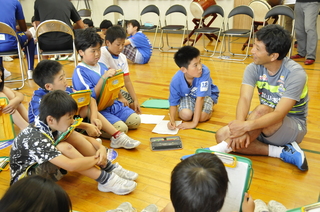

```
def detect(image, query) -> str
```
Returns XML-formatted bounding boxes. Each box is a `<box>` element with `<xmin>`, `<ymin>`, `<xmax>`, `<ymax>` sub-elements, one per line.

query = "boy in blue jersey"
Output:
<box><xmin>123</xmin><ymin>19</ymin><xmax>152</xmax><ymax>64</ymax></box>
<box><xmin>72</xmin><ymin>28</ymin><xmax>141</xmax><ymax>149</ymax></box>
<box><xmin>29</xmin><ymin>60</ymin><xmax>141</xmax><ymax>149</ymax></box>
<box><xmin>99</xmin><ymin>25</ymin><xmax>141</xmax><ymax>113</ymax></box>
<box><xmin>212</xmin><ymin>24</ymin><xmax>309</xmax><ymax>171</ymax></box>
<box><xmin>167</xmin><ymin>46</ymin><xmax>220</xmax><ymax>130</ymax></box>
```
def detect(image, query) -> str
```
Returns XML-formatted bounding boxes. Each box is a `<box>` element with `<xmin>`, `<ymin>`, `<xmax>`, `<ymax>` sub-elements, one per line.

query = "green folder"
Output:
<box><xmin>287</xmin><ymin>202</ymin><xmax>320</xmax><ymax>212</ymax></box>
<box><xmin>141</xmin><ymin>98</ymin><xmax>169</xmax><ymax>109</ymax></box>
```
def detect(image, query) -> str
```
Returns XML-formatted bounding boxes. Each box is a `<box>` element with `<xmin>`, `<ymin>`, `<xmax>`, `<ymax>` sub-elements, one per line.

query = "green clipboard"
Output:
<box><xmin>0</xmin><ymin>97</ymin><xmax>15</xmax><ymax>142</ymax></box>
<box><xmin>140</xmin><ymin>98</ymin><xmax>169</xmax><ymax>109</ymax></box>
<box><xmin>195</xmin><ymin>149</ymin><xmax>253</xmax><ymax>212</ymax></box>
<box><xmin>287</xmin><ymin>202</ymin><xmax>320</xmax><ymax>212</ymax></box>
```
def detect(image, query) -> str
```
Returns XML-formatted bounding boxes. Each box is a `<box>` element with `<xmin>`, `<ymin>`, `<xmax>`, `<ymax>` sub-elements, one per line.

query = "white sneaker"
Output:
<box><xmin>27</xmin><ymin>70</ymin><xmax>33</xmax><ymax>80</ymax></box>
<box><xmin>106</xmin><ymin>202</ymin><xmax>137</xmax><ymax>212</ymax></box>
<box><xmin>141</xmin><ymin>204</ymin><xmax>158</xmax><ymax>212</ymax></box>
<box><xmin>112</xmin><ymin>162</ymin><xmax>138</xmax><ymax>180</ymax></box>
<box><xmin>110</xmin><ymin>132</ymin><xmax>141</xmax><ymax>149</ymax></box>
<box><xmin>3</xmin><ymin>56</ymin><xmax>13</xmax><ymax>62</ymax></box>
<box><xmin>68</xmin><ymin>53</ymin><xmax>81</xmax><ymax>61</ymax></box>
<box><xmin>267</xmin><ymin>200</ymin><xmax>287</xmax><ymax>212</ymax></box>
<box><xmin>4</xmin><ymin>68</ymin><xmax>11</xmax><ymax>79</ymax></box>
<box><xmin>254</xmin><ymin>199</ymin><xmax>269</xmax><ymax>212</ymax></box>
<box><xmin>98</xmin><ymin>172</ymin><xmax>136</xmax><ymax>195</ymax></box>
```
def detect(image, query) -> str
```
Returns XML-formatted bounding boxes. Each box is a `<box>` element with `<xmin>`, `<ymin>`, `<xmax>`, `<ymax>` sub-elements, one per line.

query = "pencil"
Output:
<box><xmin>168</xmin><ymin>113</ymin><xmax>175</xmax><ymax>124</ymax></box>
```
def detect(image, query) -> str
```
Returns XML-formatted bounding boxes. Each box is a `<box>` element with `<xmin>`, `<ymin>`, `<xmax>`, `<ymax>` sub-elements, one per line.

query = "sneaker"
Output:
<box><xmin>68</xmin><ymin>53</ymin><xmax>81</xmax><ymax>61</ymax></box>
<box><xmin>4</xmin><ymin>68</ymin><xmax>11</xmax><ymax>79</ymax></box>
<box><xmin>304</xmin><ymin>59</ymin><xmax>315</xmax><ymax>65</ymax></box>
<box><xmin>110</xmin><ymin>132</ymin><xmax>141</xmax><ymax>149</ymax></box>
<box><xmin>112</xmin><ymin>162</ymin><xmax>138</xmax><ymax>180</ymax></box>
<box><xmin>106</xmin><ymin>202</ymin><xmax>137</xmax><ymax>212</ymax></box>
<box><xmin>27</xmin><ymin>70</ymin><xmax>33</xmax><ymax>80</ymax></box>
<box><xmin>254</xmin><ymin>199</ymin><xmax>269</xmax><ymax>212</ymax></box>
<box><xmin>268</xmin><ymin>200</ymin><xmax>287</xmax><ymax>212</ymax></box>
<box><xmin>98</xmin><ymin>172</ymin><xmax>137</xmax><ymax>195</ymax></box>
<box><xmin>3</xmin><ymin>56</ymin><xmax>13</xmax><ymax>62</ymax></box>
<box><xmin>141</xmin><ymin>204</ymin><xmax>158</xmax><ymax>212</ymax></box>
<box><xmin>50</xmin><ymin>55</ymin><xmax>60</xmax><ymax>60</ymax></box>
<box><xmin>290</xmin><ymin>54</ymin><xmax>305</xmax><ymax>59</ymax></box>
<box><xmin>280</xmin><ymin>141</ymin><xmax>308</xmax><ymax>171</ymax></box>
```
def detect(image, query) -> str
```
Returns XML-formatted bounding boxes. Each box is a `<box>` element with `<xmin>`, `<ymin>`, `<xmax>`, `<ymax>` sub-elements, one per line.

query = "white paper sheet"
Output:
<box><xmin>139</xmin><ymin>114</ymin><xmax>165</xmax><ymax>124</ymax></box>
<box><xmin>152</xmin><ymin>120</ymin><xmax>182</xmax><ymax>135</ymax></box>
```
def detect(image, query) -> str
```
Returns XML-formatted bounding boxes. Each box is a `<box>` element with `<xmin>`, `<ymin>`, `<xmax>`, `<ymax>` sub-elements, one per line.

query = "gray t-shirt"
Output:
<box><xmin>242</xmin><ymin>57</ymin><xmax>308</xmax><ymax>122</ymax></box>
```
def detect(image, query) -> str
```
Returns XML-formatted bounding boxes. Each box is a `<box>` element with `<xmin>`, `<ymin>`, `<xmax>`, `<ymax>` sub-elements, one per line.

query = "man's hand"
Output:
<box><xmin>228</xmin><ymin>120</ymin><xmax>249</xmax><ymax>138</ymax></box>
<box><xmin>229</xmin><ymin>133</ymin><xmax>251</xmax><ymax>150</ymax></box>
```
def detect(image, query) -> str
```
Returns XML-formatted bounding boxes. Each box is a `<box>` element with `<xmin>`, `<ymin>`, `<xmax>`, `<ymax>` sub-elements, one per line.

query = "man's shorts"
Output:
<box><xmin>257</xmin><ymin>116</ymin><xmax>307</xmax><ymax>146</ymax></box>
<box><xmin>178</xmin><ymin>96</ymin><xmax>213</xmax><ymax>114</ymax></box>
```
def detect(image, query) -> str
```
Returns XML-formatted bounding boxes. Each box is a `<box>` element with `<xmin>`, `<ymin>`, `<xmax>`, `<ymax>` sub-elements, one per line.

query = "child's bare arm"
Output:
<box><xmin>124</xmin><ymin>75</ymin><xmax>140</xmax><ymax>113</ymax></box>
<box><xmin>117</xmin><ymin>90</ymin><xmax>129</xmax><ymax>106</ymax></box>
<box><xmin>76</xmin><ymin>122</ymin><xmax>101</xmax><ymax>137</ymax></box>
<box><xmin>2</xmin><ymin>86</ymin><xmax>24</xmax><ymax>114</ymax></box>
<box><xmin>167</xmin><ymin>106</ymin><xmax>177</xmax><ymax>130</ymax></box>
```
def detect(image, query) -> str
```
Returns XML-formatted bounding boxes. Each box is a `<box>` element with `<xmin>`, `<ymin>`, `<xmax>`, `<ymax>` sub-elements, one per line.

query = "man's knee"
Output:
<box><xmin>113</xmin><ymin>121</ymin><xmax>129</xmax><ymax>133</ymax></box>
<box><xmin>215</xmin><ymin>126</ymin><xmax>230</xmax><ymax>143</ymax></box>
<box><xmin>125</xmin><ymin>113</ymin><xmax>141</xmax><ymax>129</ymax></box>
<box><xmin>179</xmin><ymin>109</ymin><xmax>193</xmax><ymax>121</ymax></box>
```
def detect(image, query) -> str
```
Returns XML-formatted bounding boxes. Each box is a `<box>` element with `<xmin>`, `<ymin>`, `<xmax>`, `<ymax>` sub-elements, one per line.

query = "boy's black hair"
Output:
<box><xmin>255</xmin><ymin>24</ymin><xmax>292</xmax><ymax>60</ymax></box>
<box><xmin>127</xmin><ymin>19</ymin><xmax>140</xmax><ymax>31</ymax></box>
<box><xmin>170</xmin><ymin>153</ymin><xmax>229</xmax><ymax>212</ymax></box>
<box><xmin>105</xmin><ymin>25</ymin><xmax>126</xmax><ymax>44</ymax></box>
<box><xmin>83</xmin><ymin>18</ymin><xmax>94</xmax><ymax>27</ymax></box>
<box><xmin>174</xmin><ymin>46</ymin><xmax>200</xmax><ymax>69</ymax></box>
<box><xmin>0</xmin><ymin>65</ymin><xmax>4</xmax><ymax>92</ymax></box>
<box><xmin>99</xmin><ymin>19</ymin><xmax>113</xmax><ymax>29</ymax></box>
<box><xmin>39</xmin><ymin>90</ymin><xmax>77</xmax><ymax>124</ymax></box>
<box><xmin>33</xmin><ymin>60</ymin><xmax>63</xmax><ymax>90</ymax></box>
<box><xmin>75</xmin><ymin>28</ymin><xmax>103</xmax><ymax>52</ymax></box>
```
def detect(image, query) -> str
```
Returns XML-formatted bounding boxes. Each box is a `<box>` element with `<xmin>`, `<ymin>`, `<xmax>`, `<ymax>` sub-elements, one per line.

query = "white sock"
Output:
<box><xmin>209</xmin><ymin>141</ymin><xmax>232</xmax><ymax>153</ymax></box>
<box><xmin>268</xmin><ymin>145</ymin><xmax>284</xmax><ymax>158</ymax></box>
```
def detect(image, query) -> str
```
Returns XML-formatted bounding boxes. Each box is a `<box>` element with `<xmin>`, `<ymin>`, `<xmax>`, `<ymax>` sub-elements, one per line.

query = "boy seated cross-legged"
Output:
<box><xmin>10</xmin><ymin>90</ymin><xmax>137</xmax><ymax>195</ymax></box>
<box><xmin>72</xmin><ymin>28</ymin><xmax>141</xmax><ymax>143</ymax></box>
<box><xmin>29</xmin><ymin>60</ymin><xmax>140</xmax><ymax>149</ymax></box>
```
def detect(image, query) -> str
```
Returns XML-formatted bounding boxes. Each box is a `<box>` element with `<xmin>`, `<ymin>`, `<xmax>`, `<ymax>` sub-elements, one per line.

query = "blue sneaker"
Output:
<box><xmin>280</xmin><ymin>142</ymin><xmax>308</xmax><ymax>171</ymax></box>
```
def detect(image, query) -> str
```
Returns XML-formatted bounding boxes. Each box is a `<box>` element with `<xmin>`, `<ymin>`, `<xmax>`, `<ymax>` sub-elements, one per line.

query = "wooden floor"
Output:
<box><xmin>1</xmin><ymin>33</ymin><xmax>320</xmax><ymax>211</ymax></box>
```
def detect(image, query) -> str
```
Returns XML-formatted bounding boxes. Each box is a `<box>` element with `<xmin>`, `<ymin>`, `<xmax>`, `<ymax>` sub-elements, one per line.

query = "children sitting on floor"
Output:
<box><xmin>99</xmin><ymin>25</ymin><xmax>141</xmax><ymax>113</ymax></box>
<box><xmin>167</xmin><ymin>46</ymin><xmax>220</xmax><ymax>130</ymax></box>
<box><xmin>29</xmin><ymin>60</ymin><xmax>140</xmax><ymax>149</ymax></box>
<box><xmin>72</xmin><ymin>28</ymin><xmax>141</xmax><ymax>148</ymax></box>
<box><xmin>123</xmin><ymin>19</ymin><xmax>152</xmax><ymax>64</ymax></box>
<box><xmin>10</xmin><ymin>90</ymin><xmax>137</xmax><ymax>195</ymax></box>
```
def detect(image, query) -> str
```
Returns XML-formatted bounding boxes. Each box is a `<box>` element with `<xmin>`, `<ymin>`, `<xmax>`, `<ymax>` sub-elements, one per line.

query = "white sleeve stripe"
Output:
<box><xmin>76</xmin><ymin>67</ymin><xmax>90</xmax><ymax>90</ymax></box>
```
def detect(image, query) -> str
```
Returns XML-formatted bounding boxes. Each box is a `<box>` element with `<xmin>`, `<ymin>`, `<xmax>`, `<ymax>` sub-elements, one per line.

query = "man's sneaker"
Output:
<box><xmin>254</xmin><ymin>199</ymin><xmax>269</xmax><ymax>212</ymax></box>
<box><xmin>267</xmin><ymin>200</ymin><xmax>287</xmax><ymax>212</ymax></box>
<box><xmin>141</xmin><ymin>204</ymin><xmax>158</xmax><ymax>212</ymax></box>
<box><xmin>27</xmin><ymin>70</ymin><xmax>33</xmax><ymax>80</ymax></box>
<box><xmin>280</xmin><ymin>141</ymin><xmax>308</xmax><ymax>171</ymax></box>
<box><xmin>98</xmin><ymin>172</ymin><xmax>136</xmax><ymax>195</ymax></box>
<box><xmin>112</xmin><ymin>162</ymin><xmax>138</xmax><ymax>180</ymax></box>
<box><xmin>106</xmin><ymin>202</ymin><xmax>136</xmax><ymax>212</ymax></box>
<box><xmin>110</xmin><ymin>132</ymin><xmax>141</xmax><ymax>149</ymax></box>
<box><xmin>4</xmin><ymin>68</ymin><xmax>11</xmax><ymax>79</ymax></box>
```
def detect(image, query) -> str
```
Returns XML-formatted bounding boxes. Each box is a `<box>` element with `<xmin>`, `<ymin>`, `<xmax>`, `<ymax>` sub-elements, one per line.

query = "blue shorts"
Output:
<box><xmin>99</xmin><ymin>100</ymin><xmax>135</xmax><ymax>124</ymax></box>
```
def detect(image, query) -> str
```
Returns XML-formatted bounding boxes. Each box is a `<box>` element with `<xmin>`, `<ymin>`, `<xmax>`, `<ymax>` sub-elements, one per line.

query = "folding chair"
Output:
<box><xmin>78</xmin><ymin>9</ymin><xmax>92</xmax><ymax>19</ymax></box>
<box><xmin>263</xmin><ymin>5</ymin><xmax>295</xmax><ymax>57</ymax></box>
<box><xmin>0</xmin><ymin>22</ymin><xmax>27</xmax><ymax>90</ymax></box>
<box><xmin>97</xmin><ymin>72</ymin><xmax>124</xmax><ymax>111</ymax></box>
<box><xmin>35</xmin><ymin>20</ymin><xmax>78</xmax><ymax>68</ymax></box>
<box><xmin>103</xmin><ymin>5</ymin><xmax>125</xmax><ymax>28</ymax></box>
<box><xmin>219</xmin><ymin>5</ymin><xmax>255</xmax><ymax>61</ymax></box>
<box><xmin>193</xmin><ymin>5</ymin><xmax>225</xmax><ymax>57</ymax></box>
<box><xmin>159</xmin><ymin>4</ymin><xmax>188</xmax><ymax>52</ymax></box>
<box><xmin>139</xmin><ymin>5</ymin><xmax>161</xmax><ymax>48</ymax></box>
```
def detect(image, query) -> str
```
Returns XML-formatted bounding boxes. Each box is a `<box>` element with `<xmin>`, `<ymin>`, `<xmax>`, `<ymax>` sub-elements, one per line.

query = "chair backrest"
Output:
<box><xmin>35</xmin><ymin>19</ymin><xmax>75</xmax><ymax>39</ymax></box>
<box><xmin>0</xmin><ymin>22</ymin><xmax>17</xmax><ymax>38</ymax></box>
<box><xmin>249</xmin><ymin>0</ymin><xmax>271</xmax><ymax>22</ymax></box>
<box><xmin>103</xmin><ymin>5</ymin><xmax>124</xmax><ymax>16</ymax></box>
<box><xmin>78</xmin><ymin>9</ymin><xmax>92</xmax><ymax>18</ymax></box>
<box><xmin>264</xmin><ymin>5</ymin><xmax>294</xmax><ymax>20</ymax></box>
<box><xmin>228</xmin><ymin>5</ymin><xmax>254</xmax><ymax>19</ymax></box>
<box><xmin>140</xmin><ymin>4</ymin><xmax>160</xmax><ymax>16</ymax></box>
<box><xmin>165</xmin><ymin>4</ymin><xmax>187</xmax><ymax>16</ymax></box>
<box><xmin>202</xmin><ymin>4</ymin><xmax>224</xmax><ymax>18</ymax></box>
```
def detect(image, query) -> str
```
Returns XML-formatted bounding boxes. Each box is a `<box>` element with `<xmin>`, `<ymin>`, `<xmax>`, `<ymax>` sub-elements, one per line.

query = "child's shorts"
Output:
<box><xmin>178</xmin><ymin>96</ymin><xmax>213</xmax><ymax>114</ymax></box>
<box><xmin>100</xmin><ymin>100</ymin><xmax>135</xmax><ymax>124</ymax></box>
<box><xmin>29</xmin><ymin>162</ymin><xmax>66</xmax><ymax>182</ymax></box>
